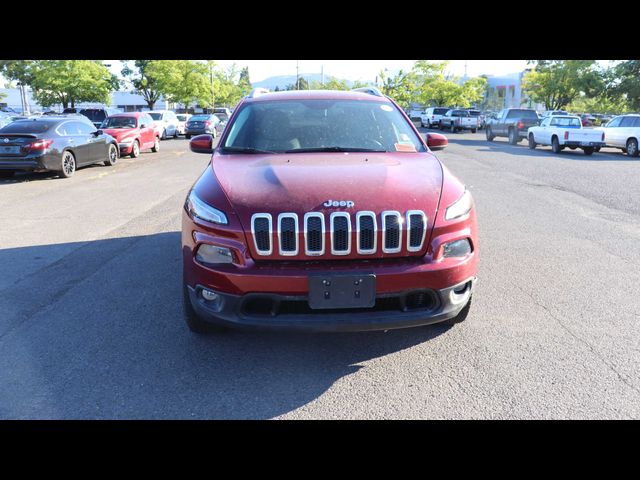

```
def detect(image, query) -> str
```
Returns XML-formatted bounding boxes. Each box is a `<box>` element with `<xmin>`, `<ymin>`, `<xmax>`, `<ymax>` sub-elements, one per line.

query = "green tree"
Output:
<box><xmin>0</xmin><ymin>60</ymin><xmax>37</xmax><ymax>87</ymax></box>
<box><xmin>146</xmin><ymin>60</ymin><xmax>211</xmax><ymax>111</ymax></box>
<box><xmin>610</xmin><ymin>60</ymin><xmax>640</xmax><ymax>111</ymax></box>
<box><xmin>379</xmin><ymin>69</ymin><xmax>417</xmax><ymax>108</ymax></box>
<box><xmin>310</xmin><ymin>76</ymin><xmax>350</xmax><ymax>90</ymax></box>
<box><xmin>121</xmin><ymin>60</ymin><xmax>164</xmax><ymax>110</ymax></box>
<box><xmin>521</xmin><ymin>60</ymin><xmax>603</xmax><ymax>110</ymax></box>
<box><xmin>29</xmin><ymin>60</ymin><xmax>115</xmax><ymax>108</ymax></box>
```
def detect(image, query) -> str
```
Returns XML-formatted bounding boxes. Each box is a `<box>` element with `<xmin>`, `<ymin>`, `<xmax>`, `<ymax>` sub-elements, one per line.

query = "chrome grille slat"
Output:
<box><xmin>251</xmin><ymin>210</ymin><xmax>426</xmax><ymax>257</ymax></box>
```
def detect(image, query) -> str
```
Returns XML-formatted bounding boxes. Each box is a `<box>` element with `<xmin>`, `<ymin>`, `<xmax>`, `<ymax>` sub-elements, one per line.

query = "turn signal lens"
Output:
<box><xmin>443</xmin><ymin>239</ymin><xmax>472</xmax><ymax>258</ymax></box>
<box><xmin>196</xmin><ymin>244</ymin><xmax>234</xmax><ymax>264</ymax></box>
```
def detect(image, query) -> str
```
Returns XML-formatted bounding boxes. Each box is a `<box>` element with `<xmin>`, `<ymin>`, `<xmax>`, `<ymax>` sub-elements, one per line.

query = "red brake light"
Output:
<box><xmin>564</xmin><ymin>131</ymin><xmax>569</xmax><ymax>140</ymax></box>
<box><xmin>517</xmin><ymin>121</ymin><xmax>524</xmax><ymax>129</ymax></box>
<box><xmin>28</xmin><ymin>139</ymin><xmax>54</xmax><ymax>151</ymax></box>
<box><xmin>204</xmin><ymin>121</ymin><xmax>212</xmax><ymax>127</ymax></box>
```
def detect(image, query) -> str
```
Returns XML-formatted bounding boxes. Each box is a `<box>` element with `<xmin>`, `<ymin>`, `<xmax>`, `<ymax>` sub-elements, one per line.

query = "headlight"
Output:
<box><xmin>445</xmin><ymin>189</ymin><xmax>472</xmax><ymax>220</ymax></box>
<box><xmin>185</xmin><ymin>189</ymin><xmax>228</xmax><ymax>224</ymax></box>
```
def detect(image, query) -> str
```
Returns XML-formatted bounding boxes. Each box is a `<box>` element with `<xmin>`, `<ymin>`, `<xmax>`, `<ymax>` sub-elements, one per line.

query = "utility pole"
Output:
<box><xmin>296</xmin><ymin>60</ymin><xmax>299</xmax><ymax>90</ymax></box>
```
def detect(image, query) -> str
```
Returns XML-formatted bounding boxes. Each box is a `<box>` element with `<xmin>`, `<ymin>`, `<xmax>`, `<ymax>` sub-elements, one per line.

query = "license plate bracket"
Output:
<box><xmin>308</xmin><ymin>274</ymin><xmax>376</xmax><ymax>309</ymax></box>
<box><xmin>0</xmin><ymin>145</ymin><xmax>20</xmax><ymax>155</ymax></box>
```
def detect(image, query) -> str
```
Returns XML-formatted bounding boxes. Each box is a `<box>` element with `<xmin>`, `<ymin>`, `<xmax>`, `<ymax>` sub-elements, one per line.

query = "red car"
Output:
<box><xmin>182</xmin><ymin>88</ymin><xmax>478</xmax><ymax>333</ymax></box>
<box><xmin>101</xmin><ymin>112</ymin><xmax>160</xmax><ymax>158</ymax></box>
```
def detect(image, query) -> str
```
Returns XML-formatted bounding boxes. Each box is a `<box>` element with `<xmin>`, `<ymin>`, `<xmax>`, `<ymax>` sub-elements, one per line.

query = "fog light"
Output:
<box><xmin>196</xmin><ymin>244</ymin><xmax>234</xmax><ymax>264</ymax></box>
<box><xmin>443</xmin><ymin>239</ymin><xmax>471</xmax><ymax>258</ymax></box>
<box><xmin>201</xmin><ymin>289</ymin><xmax>219</xmax><ymax>301</ymax></box>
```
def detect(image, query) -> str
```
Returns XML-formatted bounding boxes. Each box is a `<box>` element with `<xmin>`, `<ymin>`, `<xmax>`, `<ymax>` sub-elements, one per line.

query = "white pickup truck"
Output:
<box><xmin>527</xmin><ymin>115</ymin><xmax>605</xmax><ymax>155</ymax></box>
<box><xmin>439</xmin><ymin>109</ymin><xmax>478</xmax><ymax>133</ymax></box>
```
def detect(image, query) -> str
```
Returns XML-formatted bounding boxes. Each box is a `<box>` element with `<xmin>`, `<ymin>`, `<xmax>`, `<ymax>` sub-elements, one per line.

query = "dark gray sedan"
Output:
<box><xmin>0</xmin><ymin>115</ymin><xmax>119</xmax><ymax>179</ymax></box>
<box><xmin>184</xmin><ymin>114</ymin><xmax>221</xmax><ymax>139</ymax></box>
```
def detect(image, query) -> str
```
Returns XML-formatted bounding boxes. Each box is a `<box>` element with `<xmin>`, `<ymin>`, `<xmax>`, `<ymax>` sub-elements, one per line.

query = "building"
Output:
<box><xmin>482</xmin><ymin>71</ymin><xmax>545</xmax><ymax>112</ymax></box>
<box><xmin>0</xmin><ymin>87</ymin><xmax>170</xmax><ymax>113</ymax></box>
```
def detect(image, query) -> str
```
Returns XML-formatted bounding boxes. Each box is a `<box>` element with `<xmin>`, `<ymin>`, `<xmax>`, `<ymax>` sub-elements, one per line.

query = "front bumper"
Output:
<box><xmin>186</xmin><ymin>277</ymin><xmax>475</xmax><ymax>332</ymax></box>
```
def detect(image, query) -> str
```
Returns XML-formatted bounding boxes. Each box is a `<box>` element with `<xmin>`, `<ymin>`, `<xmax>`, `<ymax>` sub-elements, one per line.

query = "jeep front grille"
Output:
<box><xmin>250</xmin><ymin>210</ymin><xmax>427</xmax><ymax>258</ymax></box>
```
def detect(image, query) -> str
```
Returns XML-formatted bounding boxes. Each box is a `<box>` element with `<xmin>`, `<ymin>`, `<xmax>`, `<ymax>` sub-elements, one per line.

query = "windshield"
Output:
<box><xmin>222</xmin><ymin>99</ymin><xmax>426</xmax><ymax>154</ymax></box>
<box><xmin>80</xmin><ymin>109</ymin><xmax>106</xmax><ymax>122</ymax></box>
<box><xmin>102</xmin><ymin>116</ymin><xmax>137</xmax><ymax>128</ymax></box>
<box><xmin>148</xmin><ymin>113</ymin><xmax>163</xmax><ymax>120</ymax></box>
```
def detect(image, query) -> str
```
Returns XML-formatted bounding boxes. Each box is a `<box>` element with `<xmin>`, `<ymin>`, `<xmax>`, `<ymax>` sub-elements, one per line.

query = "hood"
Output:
<box><xmin>211</xmin><ymin>151</ymin><xmax>444</xmax><ymax>257</ymax></box>
<box><xmin>101</xmin><ymin>128</ymin><xmax>138</xmax><ymax>141</ymax></box>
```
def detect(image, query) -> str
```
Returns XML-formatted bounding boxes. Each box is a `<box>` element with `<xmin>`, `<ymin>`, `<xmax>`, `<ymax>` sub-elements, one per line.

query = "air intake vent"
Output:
<box><xmin>278</xmin><ymin>213</ymin><xmax>298</xmax><ymax>255</ymax></box>
<box><xmin>330</xmin><ymin>212</ymin><xmax>351</xmax><ymax>255</ymax></box>
<box><xmin>304</xmin><ymin>213</ymin><xmax>325</xmax><ymax>255</ymax></box>
<box><xmin>252</xmin><ymin>214</ymin><xmax>272</xmax><ymax>255</ymax></box>
<box><xmin>406</xmin><ymin>210</ymin><xmax>427</xmax><ymax>252</ymax></box>
<box><xmin>382</xmin><ymin>211</ymin><xmax>402</xmax><ymax>253</ymax></box>
<box><xmin>356</xmin><ymin>211</ymin><xmax>377</xmax><ymax>254</ymax></box>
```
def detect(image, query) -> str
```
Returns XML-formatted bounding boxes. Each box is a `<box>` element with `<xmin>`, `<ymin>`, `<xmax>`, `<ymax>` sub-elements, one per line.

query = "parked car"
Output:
<box><xmin>212</xmin><ymin>108</ymin><xmax>232</xmax><ymax>125</ymax></box>
<box><xmin>596</xmin><ymin>114</ymin><xmax>640</xmax><ymax>156</ymax></box>
<box><xmin>0</xmin><ymin>116</ymin><xmax>118</xmax><ymax>178</ymax></box>
<box><xmin>147</xmin><ymin>110</ymin><xmax>180</xmax><ymax>139</ymax></box>
<box><xmin>176</xmin><ymin>114</ymin><xmax>191</xmax><ymax>135</ymax></box>
<box><xmin>184</xmin><ymin>114</ymin><xmax>221</xmax><ymax>139</ymax></box>
<box><xmin>407</xmin><ymin>107</ymin><xmax>425</xmax><ymax>120</ymax></box>
<box><xmin>579</xmin><ymin>114</ymin><xmax>596</xmax><ymax>127</ymax></box>
<box><xmin>420</xmin><ymin>107</ymin><xmax>449</xmax><ymax>128</ymax></box>
<box><xmin>527</xmin><ymin>115</ymin><xmax>605</xmax><ymax>155</ymax></box>
<box><xmin>440</xmin><ymin>109</ymin><xmax>478</xmax><ymax>133</ymax></box>
<box><xmin>485</xmin><ymin>108</ymin><xmax>540</xmax><ymax>144</ymax></box>
<box><xmin>466</xmin><ymin>109</ymin><xmax>483</xmax><ymax>129</ymax></box>
<box><xmin>540</xmin><ymin>110</ymin><xmax>569</xmax><ymax>119</ymax></box>
<box><xmin>1</xmin><ymin>106</ymin><xmax>20</xmax><ymax>114</ymax></box>
<box><xmin>0</xmin><ymin>113</ymin><xmax>28</xmax><ymax>129</ymax></box>
<box><xmin>74</xmin><ymin>107</ymin><xmax>121</xmax><ymax>129</ymax></box>
<box><xmin>101</xmin><ymin>112</ymin><xmax>160</xmax><ymax>158</ymax></box>
<box><xmin>182</xmin><ymin>88</ymin><xmax>477</xmax><ymax>333</ymax></box>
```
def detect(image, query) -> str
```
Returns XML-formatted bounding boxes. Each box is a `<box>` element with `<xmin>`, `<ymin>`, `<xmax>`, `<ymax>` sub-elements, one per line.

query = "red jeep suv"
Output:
<box><xmin>182</xmin><ymin>88</ymin><xmax>478</xmax><ymax>333</ymax></box>
<box><xmin>101</xmin><ymin>112</ymin><xmax>160</xmax><ymax>158</ymax></box>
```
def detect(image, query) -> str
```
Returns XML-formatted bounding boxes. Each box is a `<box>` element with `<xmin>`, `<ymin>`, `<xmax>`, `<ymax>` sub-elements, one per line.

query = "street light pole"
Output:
<box><xmin>296</xmin><ymin>60</ymin><xmax>299</xmax><ymax>90</ymax></box>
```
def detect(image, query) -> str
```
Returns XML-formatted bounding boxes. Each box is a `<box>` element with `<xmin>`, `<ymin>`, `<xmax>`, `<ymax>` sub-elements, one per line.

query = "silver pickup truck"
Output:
<box><xmin>439</xmin><ymin>109</ymin><xmax>478</xmax><ymax>133</ymax></box>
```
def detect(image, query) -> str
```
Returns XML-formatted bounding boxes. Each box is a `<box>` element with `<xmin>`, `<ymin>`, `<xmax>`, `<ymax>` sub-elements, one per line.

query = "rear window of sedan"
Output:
<box><xmin>189</xmin><ymin>115</ymin><xmax>211</xmax><ymax>121</ymax></box>
<box><xmin>0</xmin><ymin>120</ymin><xmax>52</xmax><ymax>133</ymax></box>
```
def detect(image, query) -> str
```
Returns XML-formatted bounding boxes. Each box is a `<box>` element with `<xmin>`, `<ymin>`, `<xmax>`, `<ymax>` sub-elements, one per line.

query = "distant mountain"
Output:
<box><xmin>251</xmin><ymin>73</ymin><xmax>356</xmax><ymax>90</ymax></box>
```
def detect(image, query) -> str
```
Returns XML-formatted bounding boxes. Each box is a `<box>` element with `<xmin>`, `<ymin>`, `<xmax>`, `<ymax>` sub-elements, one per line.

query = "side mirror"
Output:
<box><xmin>94</xmin><ymin>129</ymin><xmax>103</xmax><ymax>136</ymax></box>
<box><xmin>426</xmin><ymin>132</ymin><xmax>448</xmax><ymax>151</ymax></box>
<box><xmin>190</xmin><ymin>134</ymin><xmax>214</xmax><ymax>154</ymax></box>
<box><xmin>140</xmin><ymin>124</ymin><xmax>146</xmax><ymax>129</ymax></box>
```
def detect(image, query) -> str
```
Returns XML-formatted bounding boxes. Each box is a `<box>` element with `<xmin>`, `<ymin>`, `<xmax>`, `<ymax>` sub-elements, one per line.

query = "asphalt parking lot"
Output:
<box><xmin>1</xmin><ymin>131</ymin><xmax>639</xmax><ymax>419</ymax></box>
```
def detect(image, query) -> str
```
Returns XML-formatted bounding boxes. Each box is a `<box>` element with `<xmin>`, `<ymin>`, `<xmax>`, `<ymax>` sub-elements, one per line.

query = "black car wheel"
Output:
<box><xmin>471</xmin><ymin>128</ymin><xmax>477</xmax><ymax>134</ymax></box>
<box><xmin>528</xmin><ymin>134</ymin><xmax>537</xmax><ymax>149</ymax></box>
<box><xmin>551</xmin><ymin>136</ymin><xmax>562</xmax><ymax>154</ymax></box>
<box><xmin>486</xmin><ymin>126</ymin><xmax>495</xmax><ymax>141</ymax></box>
<box><xmin>626</xmin><ymin>138</ymin><xmax>639</xmax><ymax>157</ymax></box>
<box><xmin>151</xmin><ymin>137</ymin><xmax>160</xmax><ymax>153</ymax></box>
<box><xmin>508</xmin><ymin>128</ymin><xmax>518</xmax><ymax>145</ymax></box>
<box><xmin>60</xmin><ymin>150</ymin><xmax>76</xmax><ymax>178</ymax></box>
<box><xmin>185</xmin><ymin>134</ymin><xmax>191</xmax><ymax>139</ymax></box>
<box><xmin>130</xmin><ymin>140</ymin><xmax>140</xmax><ymax>158</ymax></box>
<box><xmin>173</xmin><ymin>129</ymin><xmax>179</xmax><ymax>139</ymax></box>
<box><xmin>161</xmin><ymin>128</ymin><xmax>167</xmax><ymax>140</ymax></box>
<box><xmin>583</xmin><ymin>147</ymin><xmax>594</xmax><ymax>156</ymax></box>
<box><xmin>104</xmin><ymin>144</ymin><xmax>118</xmax><ymax>166</ymax></box>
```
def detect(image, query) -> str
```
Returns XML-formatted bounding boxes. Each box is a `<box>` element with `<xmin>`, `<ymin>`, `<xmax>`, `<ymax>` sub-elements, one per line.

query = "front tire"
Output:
<box><xmin>486</xmin><ymin>126</ymin><xmax>495</xmax><ymax>141</ymax></box>
<box><xmin>528</xmin><ymin>134</ymin><xmax>537</xmax><ymax>149</ymax></box>
<box><xmin>104</xmin><ymin>143</ymin><xmax>118</xmax><ymax>166</ymax></box>
<box><xmin>130</xmin><ymin>140</ymin><xmax>140</xmax><ymax>158</ymax></box>
<box><xmin>173</xmin><ymin>128</ymin><xmax>179</xmax><ymax>139</ymax></box>
<box><xmin>161</xmin><ymin>128</ymin><xmax>167</xmax><ymax>140</ymax></box>
<box><xmin>626</xmin><ymin>138</ymin><xmax>639</xmax><ymax>157</ymax></box>
<box><xmin>471</xmin><ymin>128</ymin><xmax>477</xmax><ymax>134</ymax></box>
<box><xmin>59</xmin><ymin>150</ymin><xmax>76</xmax><ymax>178</ymax></box>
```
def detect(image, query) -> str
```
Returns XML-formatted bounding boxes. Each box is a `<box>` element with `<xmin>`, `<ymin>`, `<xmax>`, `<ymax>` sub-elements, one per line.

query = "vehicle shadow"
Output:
<box><xmin>0</xmin><ymin>231</ymin><xmax>451</xmax><ymax>419</ymax></box>
<box><xmin>447</xmin><ymin>138</ymin><xmax>635</xmax><ymax>162</ymax></box>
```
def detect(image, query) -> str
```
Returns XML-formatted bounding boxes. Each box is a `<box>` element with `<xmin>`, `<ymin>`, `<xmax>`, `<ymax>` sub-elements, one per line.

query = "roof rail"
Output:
<box><xmin>248</xmin><ymin>88</ymin><xmax>270</xmax><ymax>98</ymax></box>
<box><xmin>351</xmin><ymin>86</ymin><xmax>384</xmax><ymax>97</ymax></box>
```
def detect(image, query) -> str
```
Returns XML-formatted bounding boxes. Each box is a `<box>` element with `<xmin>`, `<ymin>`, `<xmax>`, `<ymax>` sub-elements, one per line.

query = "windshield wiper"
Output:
<box><xmin>221</xmin><ymin>146</ymin><xmax>278</xmax><ymax>154</ymax></box>
<box><xmin>283</xmin><ymin>146</ymin><xmax>386</xmax><ymax>153</ymax></box>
